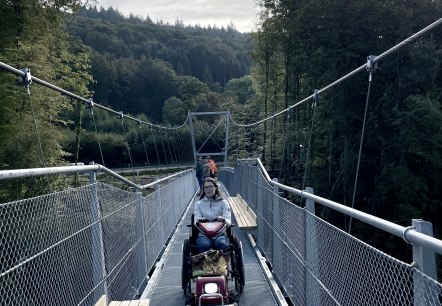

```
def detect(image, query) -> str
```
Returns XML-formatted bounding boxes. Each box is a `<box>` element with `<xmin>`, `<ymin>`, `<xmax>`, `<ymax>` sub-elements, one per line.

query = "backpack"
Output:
<box><xmin>191</xmin><ymin>249</ymin><xmax>230</xmax><ymax>277</ymax></box>
<box><xmin>203</xmin><ymin>163</ymin><xmax>211</xmax><ymax>177</ymax></box>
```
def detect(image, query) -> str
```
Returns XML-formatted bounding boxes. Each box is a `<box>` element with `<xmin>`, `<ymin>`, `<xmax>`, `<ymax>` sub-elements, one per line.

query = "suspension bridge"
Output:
<box><xmin>1</xmin><ymin>18</ymin><xmax>442</xmax><ymax>306</ymax></box>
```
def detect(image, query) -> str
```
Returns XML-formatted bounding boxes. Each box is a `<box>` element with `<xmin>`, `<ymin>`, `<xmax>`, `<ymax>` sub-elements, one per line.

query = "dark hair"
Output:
<box><xmin>199</xmin><ymin>177</ymin><xmax>222</xmax><ymax>199</ymax></box>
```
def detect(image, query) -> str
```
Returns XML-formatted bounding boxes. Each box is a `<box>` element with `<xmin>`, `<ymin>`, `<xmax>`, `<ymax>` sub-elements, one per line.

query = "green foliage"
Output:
<box><xmin>224</xmin><ymin>76</ymin><xmax>256</xmax><ymax>104</ymax></box>
<box><xmin>0</xmin><ymin>0</ymin><xmax>94</xmax><ymax>201</ymax></box>
<box><xmin>65</xmin><ymin>6</ymin><xmax>254</xmax><ymax>123</ymax></box>
<box><xmin>252</xmin><ymin>0</ymin><xmax>442</xmax><ymax>259</ymax></box>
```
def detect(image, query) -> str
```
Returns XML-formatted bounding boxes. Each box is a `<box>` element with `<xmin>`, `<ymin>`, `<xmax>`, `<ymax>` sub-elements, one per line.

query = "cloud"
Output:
<box><xmin>97</xmin><ymin>0</ymin><xmax>259</xmax><ymax>32</ymax></box>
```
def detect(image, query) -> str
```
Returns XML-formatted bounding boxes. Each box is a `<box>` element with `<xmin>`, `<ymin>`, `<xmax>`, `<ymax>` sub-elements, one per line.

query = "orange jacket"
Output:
<box><xmin>209</xmin><ymin>160</ymin><xmax>217</xmax><ymax>174</ymax></box>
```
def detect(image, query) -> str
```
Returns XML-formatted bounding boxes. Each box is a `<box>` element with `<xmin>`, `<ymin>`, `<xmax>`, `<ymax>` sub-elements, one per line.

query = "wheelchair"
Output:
<box><xmin>181</xmin><ymin>214</ymin><xmax>245</xmax><ymax>306</ymax></box>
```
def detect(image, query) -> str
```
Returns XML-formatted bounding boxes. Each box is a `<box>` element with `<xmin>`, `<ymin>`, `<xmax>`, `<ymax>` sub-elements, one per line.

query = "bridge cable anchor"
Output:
<box><xmin>402</xmin><ymin>225</ymin><xmax>416</xmax><ymax>244</ymax></box>
<box><xmin>312</xmin><ymin>89</ymin><xmax>320</xmax><ymax>107</ymax></box>
<box><xmin>16</xmin><ymin>68</ymin><xmax>32</xmax><ymax>95</ymax></box>
<box><xmin>87</xmin><ymin>98</ymin><xmax>94</xmax><ymax>109</ymax></box>
<box><xmin>366</xmin><ymin>55</ymin><xmax>378</xmax><ymax>81</ymax></box>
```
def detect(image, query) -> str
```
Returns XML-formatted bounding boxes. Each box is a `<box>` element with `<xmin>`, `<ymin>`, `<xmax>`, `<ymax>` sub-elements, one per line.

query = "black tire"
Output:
<box><xmin>182</xmin><ymin>239</ymin><xmax>191</xmax><ymax>294</ymax></box>
<box><xmin>233</xmin><ymin>237</ymin><xmax>245</xmax><ymax>294</ymax></box>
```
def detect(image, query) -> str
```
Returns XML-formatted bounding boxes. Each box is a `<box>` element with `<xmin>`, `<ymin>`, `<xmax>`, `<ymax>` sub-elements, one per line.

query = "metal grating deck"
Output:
<box><xmin>143</xmin><ymin>186</ymin><xmax>279</xmax><ymax>306</ymax></box>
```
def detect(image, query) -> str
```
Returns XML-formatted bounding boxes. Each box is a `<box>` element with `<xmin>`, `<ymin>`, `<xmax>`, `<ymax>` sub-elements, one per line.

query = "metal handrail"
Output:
<box><xmin>0</xmin><ymin>164</ymin><xmax>193</xmax><ymax>191</ymax></box>
<box><xmin>235</xmin><ymin>158</ymin><xmax>442</xmax><ymax>255</ymax></box>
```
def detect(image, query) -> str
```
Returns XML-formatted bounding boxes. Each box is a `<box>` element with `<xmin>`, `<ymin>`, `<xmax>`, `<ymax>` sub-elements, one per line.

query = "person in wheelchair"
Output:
<box><xmin>194</xmin><ymin>177</ymin><xmax>231</xmax><ymax>253</ymax></box>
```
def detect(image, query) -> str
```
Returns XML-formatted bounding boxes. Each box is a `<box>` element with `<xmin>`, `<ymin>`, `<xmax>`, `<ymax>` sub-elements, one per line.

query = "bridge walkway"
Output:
<box><xmin>142</xmin><ymin>185</ymin><xmax>279</xmax><ymax>306</ymax></box>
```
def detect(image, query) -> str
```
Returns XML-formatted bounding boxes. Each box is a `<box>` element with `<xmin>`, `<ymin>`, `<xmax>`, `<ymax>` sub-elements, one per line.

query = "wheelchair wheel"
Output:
<box><xmin>233</xmin><ymin>237</ymin><xmax>245</xmax><ymax>294</ymax></box>
<box><xmin>182</xmin><ymin>238</ymin><xmax>191</xmax><ymax>294</ymax></box>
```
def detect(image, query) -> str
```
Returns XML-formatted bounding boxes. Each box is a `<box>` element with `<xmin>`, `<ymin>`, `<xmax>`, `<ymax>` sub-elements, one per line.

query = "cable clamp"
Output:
<box><xmin>118</xmin><ymin>111</ymin><xmax>124</xmax><ymax>119</ymax></box>
<box><xmin>366</xmin><ymin>55</ymin><xmax>378</xmax><ymax>73</ymax></box>
<box><xmin>313</xmin><ymin>89</ymin><xmax>320</xmax><ymax>106</ymax></box>
<box><xmin>17</xmin><ymin>68</ymin><xmax>32</xmax><ymax>86</ymax></box>
<box><xmin>402</xmin><ymin>226</ymin><xmax>416</xmax><ymax>244</ymax></box>
<box><xmin>87</xmin><ymin>98</ymin><xmax>94</xmax><ymax>109</ymax></box>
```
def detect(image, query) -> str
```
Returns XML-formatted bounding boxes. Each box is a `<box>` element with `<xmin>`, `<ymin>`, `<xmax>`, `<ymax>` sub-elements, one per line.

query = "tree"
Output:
<box><xmin>0</xmin><ymin>0</ymin><xmax>94</xmax><ymax>200</ymax></box>
<box><xmin>252</xmin><ymin>0</ymin><xmax>442</xmax><ymax>254</ymax></box>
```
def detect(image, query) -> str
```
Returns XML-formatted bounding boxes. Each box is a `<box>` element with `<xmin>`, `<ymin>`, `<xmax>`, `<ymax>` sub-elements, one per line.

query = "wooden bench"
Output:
<box><xmin>109</xmin><ymin>300</ymin><xmax>149</xmax><ymax>306</ymax></box>
<box><xmin>95</xmin><ymin>295</ymin><xmax>150</xmax><ymax>306</ymax></box>
<box><xmin>227</xmin><ymin>195</ymin><xmax>257</xmax><ymax>230</ymax></box>
<box><xmin>108</xmin><ymin>300</ymin><xmax>149</xmax><ymax>306</ymax></box>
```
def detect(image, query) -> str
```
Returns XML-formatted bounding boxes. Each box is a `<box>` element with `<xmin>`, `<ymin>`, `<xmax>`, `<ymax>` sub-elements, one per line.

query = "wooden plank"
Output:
<box><xmin>227</xmin><ymin>196</ymin><xmax>256</xmax><ymax>230</ymax></box>
<box><xmin>94</xmin><ymin>295</ymin><xmax>107</xmax><ymax>306</ymax></box>
<box><xmin>236</xmin><ymin>196</ymin><xmax>257</xmax><ymax>229</ymax></box>
<box><xmin>228</xmin><ymin>197</ymin><xmax>246</xmax><ymax>227</ymax></box>
<box><xmin>109</xmin><ymin>300</ymin><xmax>150</xmax><ymax>306</ymax></box>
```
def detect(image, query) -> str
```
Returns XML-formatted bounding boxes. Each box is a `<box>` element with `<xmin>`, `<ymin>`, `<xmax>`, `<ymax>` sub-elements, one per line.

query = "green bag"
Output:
<box><xmin>191</xmin><ymin>249</ymin><xmax>230</xmax><ymax>278</ymax></box>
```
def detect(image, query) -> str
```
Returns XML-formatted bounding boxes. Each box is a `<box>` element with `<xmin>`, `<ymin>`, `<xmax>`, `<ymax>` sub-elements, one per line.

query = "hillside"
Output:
<box><xmin>67</xmin><ymin>7</ymin><xmax>254</xmax><ymax>121</ymax></box>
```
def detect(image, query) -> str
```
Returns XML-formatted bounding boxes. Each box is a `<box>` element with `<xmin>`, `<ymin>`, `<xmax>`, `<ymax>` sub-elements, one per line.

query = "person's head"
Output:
<box><xmin>200</xmin><ymin>177</ymin><xmax>220</xmax><ymax>199</ymax></box>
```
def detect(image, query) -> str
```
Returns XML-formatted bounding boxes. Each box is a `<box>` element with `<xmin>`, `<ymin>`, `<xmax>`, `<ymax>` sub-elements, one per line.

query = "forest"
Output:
<box><xmin>70</xmin><ymin>6</ymin><xmax>254</xmax><ymax>120</ymax></box>
<box><xmin>0</xmin><ymin>0</ymin><xmax>441</xmax><ymax>276</ymax></box>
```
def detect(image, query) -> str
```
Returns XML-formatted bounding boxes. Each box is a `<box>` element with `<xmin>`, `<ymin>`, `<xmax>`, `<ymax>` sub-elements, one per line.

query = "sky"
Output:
<box><xmin>96</xmin><ymin>0</ymin><xmax>260</xmax><ymax>33</ymax></box>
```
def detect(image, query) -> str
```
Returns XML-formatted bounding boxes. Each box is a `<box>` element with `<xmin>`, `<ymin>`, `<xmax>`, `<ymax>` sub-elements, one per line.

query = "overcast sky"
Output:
<box><xmin>96</xmin><ymin>0</ymin><xmax>260</xmax><ymax>33</ymax></box>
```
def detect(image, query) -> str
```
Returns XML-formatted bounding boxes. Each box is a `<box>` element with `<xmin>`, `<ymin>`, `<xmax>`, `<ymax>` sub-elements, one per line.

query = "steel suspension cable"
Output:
<box><xmin>170</xmin><ymin>130</ymin><xmax>180</xmax><ymax>164</ymax></box>
<box><xmin>172</xmin><ymin>130</ymin><xmax>183</xmax><ymax>164</ymax></box>
<box><xmin>164</xmin><ymin>129</ymin><xmax>175</xmax><ymax>164</ymax></box>
<box><xmin>88</xmin><ymin>102</ymin><xmax>106</xmax><ymax>166</ymax></box>
<box><xmin>228</xmin><ymin>17</ymin><xmax>442</xmax><ymax>128</ymax></box>
<box><xmin>139</xmin><ymin>124</ymin><xmax>150</xmax><ymax>168</ymax></box>
<box><xmin>0</xmin><ymin>62</ymin><xmax>190</xmax><ymax>131</ymax></box>
<box><xmin>196</xmin><ymin>118</ymin><xmax>224</xmax><ymax>154</ymax></box>
<box><xmin>278</xmin><ymin>113</ymin><xmax>287</xmax><ymax>180</ymax></box>
<box><xmin>24</xmin><ymin>81</ymin><xmax>52</xmax><ymax>192</ymax></box>
<box><xmin>119</xmin><ymin>114</ymin><xmax>136</xmax><ymax>179</ymax></box>
<box><xmin>172</xmin><ymin>131</ymin><xmax>181</xmax><ymax>164</ymax></box>
<box><xmin>159</xmin><ymin>128</ymin><xmax>169</xmax><ymax>165</ymax></box>
<box><xmin>185</xmin><ymin>130</ymin><xmax>193</xmax><ymax>163</ymax></box>
<box><xmin>174</xmin><ymin>131</ymin><xmax>184</xmax><ymax>163</ymax></box>
<box><xmin>174</xmin><ymin>129</ymin><xmax>185</xmax><ymax>163</ymax></box>
<box><xmin>150</xmin><ymin>125</ymin><xmax>161</xmax><ymax>166</ymax></box>
<box><xmin>302</xmin><ymin>91</ymin><xmax>319</xmax><ymax>191</ymax></box>
<box><xmin>348</xmin><ymin>67</ymin><xmax>375</xmax><ymax>234</ymax></box>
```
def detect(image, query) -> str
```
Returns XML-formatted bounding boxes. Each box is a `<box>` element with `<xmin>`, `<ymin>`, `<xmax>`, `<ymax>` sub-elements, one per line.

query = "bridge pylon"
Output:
<box><xmin>188</xmin><ymin>110</ymin><xmax>230</xmax><ymax>166</ymax></box>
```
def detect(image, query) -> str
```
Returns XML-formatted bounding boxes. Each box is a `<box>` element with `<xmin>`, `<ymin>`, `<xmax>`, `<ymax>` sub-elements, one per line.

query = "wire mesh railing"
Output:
<box><xmin>218</xmin><ymin>159</ymin><xmax>442</xmax><ymax>306</ymax></box>
<box><xmin>0</xmin><ymin>167</ymin><xmax>198</xmax><ymax>305</ymax></box>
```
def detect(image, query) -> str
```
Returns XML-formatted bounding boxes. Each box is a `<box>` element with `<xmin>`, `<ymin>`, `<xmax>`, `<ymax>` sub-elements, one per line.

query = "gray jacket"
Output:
<box><xmin>194</xmin><ymin>196</ymin><xmax>232</xmax><ymax>229</ymax></box>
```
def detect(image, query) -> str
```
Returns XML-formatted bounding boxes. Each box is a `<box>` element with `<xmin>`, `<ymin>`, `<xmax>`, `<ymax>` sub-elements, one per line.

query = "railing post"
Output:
<box><xmin>135</xmin><ymin>187</ymin><xmax>147</xmax><ymax>298</ymax></box>
<box><xmin>155</xmin><ymin>178</ymin><xmax>165</xmax><ymax>242</ymax></box>
<box><xmin>272</xmin><ymin>179</ymin><xmax>280</xmax><ymax>274</ymax></box>
<box><xmin>305</xmin><ymin>187</ymin><xmax>315</xmax><ymax>214</ymax></box>
<box><xmin>304</xmin><ymin>187</ymin><xmax>320</xmax><ymax>306</ymax></box>
<box><xmin>412</xmin><ymin>219</ymin><xmax>439</xmax><ymax>306</ymax></box>
<box><xmin>89</xmin><ymin>162</ymin><xmax>107</xmax><ymax>303</ymax></box>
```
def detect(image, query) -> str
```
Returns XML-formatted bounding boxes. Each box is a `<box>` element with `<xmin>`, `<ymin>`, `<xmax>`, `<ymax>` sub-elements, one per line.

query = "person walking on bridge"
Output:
<box><xmin>208</xmin><ymin>157</ymin><xmax>217</xmax><ymax>179</ymax></box>
<box><xmin>195</xmin><ymin>157</ymin><xmax>204</xmax><ymax>189</ymax></box>
<box><xmin>202</xmin><ymin>157</ymin><xmax>211</xmax><ymax>182</ymax></box>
